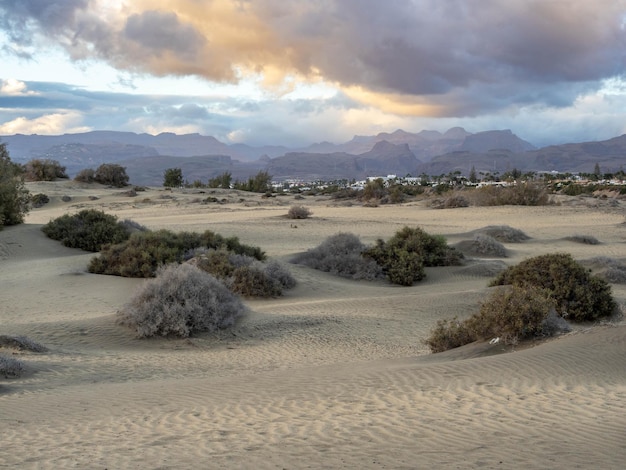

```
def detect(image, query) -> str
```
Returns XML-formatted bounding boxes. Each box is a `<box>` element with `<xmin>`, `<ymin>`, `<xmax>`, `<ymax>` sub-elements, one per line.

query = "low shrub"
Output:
<box><xmin>462</xmin><ymin>234</ymin><xmax>507</xmax><ymax>257</ymax></box>
<box><xmin>117</xmin><ymin>263</ymin><xmax>245</xmax><ymax>338</ymax></box>
<box><xmin>432</xmin><ymin>193</ymin><xmax>470</xmax><ymax>209</ymax></box>
<box><xmin>364</xmin><ymin>226</ymin><xmax>463</xmax><ymax>286</ymax></box>
<box><xmin>287</xmin><ymin>205</ymin><xmax>312</xmax><ymax>219</ymax></box>
<box><xmin>476</xmin><ymin>225</ymin><xmax>530</xmax><ymax>243</ymax></box>
<box><xmin>192</xmin><ymin>250</ymin><xmax>296</xmax><ymax>297</ymax></box>
<box><xmin>565</xmin><ymin>234</ymin><xmax>600</xmax><ymax>245</ymax></box>
<box><xmin>42</xmin><ymin>209</ymin><xmax>131</xmax><ymax>252</ymax></box>
<box><xmin>425</xmin><ymin>285</ymin><xmax>567</xmax><ymax>353</ymax></box>
<box><xmin>0</xmin><ymin>335</ymin><xmax>47</xmax><ymax>352</ymax></box>
<box><xmin>0</xmin><ymin>354</ymin><xmax>24</xmax><ymax>378</ymax></box>
<box><xmin>74</xmin><ymin>168</ymin><xmax>95</xmax><ymax>183</ymax></box>
<box><xmin>94</xmin><ymin>163</ymin><xmax>129</xmax><ymax>187</ymax></box>
<box><xmin>30</xmin><ymin>193</ymin><xmax>50</xmax><ymax>208</ymax></box>
<box><xmin>292</xmin><ymin>232</ymin><xmax>383</xmax><ymax>280</ymax></box>
<box><xmin>490</xmin><ymin>253</ymin><xmax>617</xmax><ymax>321</ymax></box>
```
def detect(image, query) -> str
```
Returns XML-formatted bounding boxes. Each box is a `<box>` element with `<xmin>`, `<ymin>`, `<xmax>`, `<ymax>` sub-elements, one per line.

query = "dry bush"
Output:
<box><xmin>476</xmin><ymin>225</ymin><xmax>530</xmax><ymax>243</ymax></box>
<box><xmin>0</xmin><ymin>354</ymin><xmax>24</xmax><ymax>378</ymax></box>
<box><xmin>229</xmin><ymin>265</ymin><xmax>283</xmax><ymax>297</ymax></box>
<box><xmin>292</xmin><ymin>232</ymin><xmax>383</xmax><ymax>280</ymax></box>
<box><xmin>287</xmin><ymin>205</ymin><xmax>312</xmax><ymax>219</ymax></box>
<box><xmin>565</xmin><ymin>234</ymin><xmax>600</xmax><ymax>245</ymax></box>
<box><xmin>425</xmin><ymin>285</ymin><xmax>568</xmax><ymax>353</ymax></box>
<box><xmin>471</xmin><ymin>234</ymin><xmax>507</xmax><ymax>257</ymax></box>
<box><xmin>491</xmin><ymin>253</ymin><xmax>617</xmax><ymax>321</ymax></box>
<box><xmin>471</xmin><ymin>182</ymin><xmax>550</xmax><ymax>206</ymax></box>
<box><xmin>584</xmin><ymin>256</ymin><xmax>626</xmax><ymax>284</ymax></box>
<box><xmin>23</xmin><ymin>158</ymin><xmax>68</xmax><ymax>181</ymax></box>
<box><xmin>117</xmin><ymin>263</ymin><xmax>245</xmax><ymax>338</ymax></box>
<box><xmin>191</xmin><ymin>250</ymin><xmax>295</xmax><ymax>297</ymax></box>
<box><xmin>74</xmin><ymin>168</ymin><xmax>95</xmax><ymax>183</ymax></box>
<box><xmin>432</xmin><ymin>193</ymin><xmax>470</xmax><ymax>209</ymax></box>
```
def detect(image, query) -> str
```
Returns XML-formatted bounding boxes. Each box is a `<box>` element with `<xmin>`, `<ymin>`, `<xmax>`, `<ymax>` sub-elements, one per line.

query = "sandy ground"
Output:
<box><xmin>1</xmin><ymin>181</ymin><xmax>625</xmax><ymax>469</ymax></box>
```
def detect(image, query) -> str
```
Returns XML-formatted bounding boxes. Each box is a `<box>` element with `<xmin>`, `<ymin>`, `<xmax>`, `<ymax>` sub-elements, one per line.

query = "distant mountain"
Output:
<box><xmin>3</xmin><ymin>128</ymin><xmax>625</xmax><ymax>184</ymax></box>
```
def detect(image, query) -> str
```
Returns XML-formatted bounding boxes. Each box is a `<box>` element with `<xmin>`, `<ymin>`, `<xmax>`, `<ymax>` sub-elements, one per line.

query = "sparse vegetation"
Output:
<box><xmin>0</xmin><ymin>335</ymin><xmax>47</xmax><ymax>352</ymax></box>
<box><xmin>292</xmin><ymin>232</ymin><xmax>383</xmax><ymax>280</ymax></box>
<box><xmin>117</xmin><ymin>263</ymin><xmax>245</xmax><ymax>338</ymax></box>
<box><xmin>456</xmin><ymin>234</ymin><xmax>507</xmax><ymax>257</ymax></box>
<box><xmin>364</xmin><ymin>226</ymin><xmax>463</xmax><ymax>286</ymax></box>
<box><xmin>490</xmin><ymin>253</ymin><xmax>617</xmax><ymax>321</ymax></box>
<box><xmin>287</xmin><ymin>205</ymin><xmax>312</xmax><ymax>219</ymax></box>
<box><xmin>471</xmin><ymin>182</ymin><xmax>551</xmax><ymax>206</ymax></box>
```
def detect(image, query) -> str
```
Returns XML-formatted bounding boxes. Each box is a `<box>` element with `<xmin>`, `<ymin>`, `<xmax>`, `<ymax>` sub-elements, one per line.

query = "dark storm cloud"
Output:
<box><xmin>1</xmin><ymin>0</ymin><xmax>625</xmax><ymax>116</ymax></box>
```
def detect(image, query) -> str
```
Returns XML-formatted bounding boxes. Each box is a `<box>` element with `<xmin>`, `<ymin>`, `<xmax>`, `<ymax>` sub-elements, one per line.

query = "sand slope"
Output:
<box><xmin>1</xmin><ymin>182</ymin><xmax>625</xmax><ymax>469</ymax></box>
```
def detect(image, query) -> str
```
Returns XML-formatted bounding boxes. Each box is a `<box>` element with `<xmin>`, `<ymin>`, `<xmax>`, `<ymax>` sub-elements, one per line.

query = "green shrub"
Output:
<box><xmin>42</xmin><ymin>209</ymin><xmax>131</xmax><ymax>252</ymax></box>
<box><xmin>490</xmin><ymin>253</ymin><xmax>616</xmax><ymax>321</ymax></box>
<box><xmin>287</xmin><ymin>205</ymin><xmax>312</xmax><ymax>219</ymax></box>
<box><xmin>94</xmin><ymin>163</ymin><xmax>129</xmax><ymax>187</ymax></box>
<box><xmin>117</xmin><ymin>263</ymin><xmax>245</xmax><ymax>338</ymax></box>
<box><xmin>425</xmin><ymin>285</ymin><xmax>565</xmax><ymax>353</ymax></box>
<box><xmin>364</xmin><ymin>226</ymin><xmax>463</xmax><ymax>286</ymax></box>
<box><xmin>30</xmin><ymin>193</ymin><xmax>50</xmax><ymax>208</ymax></box>
<box><xmin>292</xmin><ymin>232</ymin><xmax>383</xmax><ymax>280</ymax></box>
<box><xmin>0</xmin><ymin>142</ymin><xmax>30</xmax><ymax>229</ymax></box>
<box><xmin>90</xmin><ymin>229</ymin><xmax>265</xmax><ymax>278</ymax></box>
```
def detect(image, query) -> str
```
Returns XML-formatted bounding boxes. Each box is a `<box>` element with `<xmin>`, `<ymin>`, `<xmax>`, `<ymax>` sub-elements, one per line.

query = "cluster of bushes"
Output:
<box><xmin>471</xmin><ymin>182</ymin><xmax>551</xmax><ymax>206</ymax></box>
<box><xmin>293</xmin><ymin>227</ymin><xmax>462</xmax><ymax>286</ymax></box>
<box><xmin>364</xmin><ymin>227</ymin><xmax>463</xmax><ymax>285</ymax></box>
<box><xmin>42</xmin><ymin>209</ymin><xmax>139</xmax><ymax>252</ymax></box>
<box><xmin>88</xmin><ymin>228</ymin><xmax>265</xmax><ymax>278</ymax></box>
<box><xmin>74</xmin><ymin>164</ymin><xmax>129</xmax><ymax>187</ymax></box>
<box><xmin>359</xmin><ymin>179</ymin><xmax>424</xmax><ymax>205</ymax></box>
<box><xmin>23</xmin><ymin>159</ymin><xmax>68</xmax><ymax>181</ymax></box>
<box><xmin>0</xmin><ymin>142</ymin><xmax>30</xmax><ymax>229</ymax></box>
<box><xmin>191</xmin><ymin>249</ymin><xmax>296</xmax><ymax>297</ymax></box>
<box><xmin>426</xmin><ymin>253</ymin><xmax>617</xmax><ymax>352</ymax></box>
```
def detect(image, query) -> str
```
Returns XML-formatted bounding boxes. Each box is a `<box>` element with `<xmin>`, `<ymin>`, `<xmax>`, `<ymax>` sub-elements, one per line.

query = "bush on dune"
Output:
<box><xmin>490</xmin><ymin>253</ymin><xmax>616</xmax><ymax>322</ymax></box>
<box><xmin>42</xmin><ymin>209</ymin><xmax>133</xmax><ymax>252</ymax></box>
<box><xmin>364</xmin><ymin>226</ymin><xmax>463</xmax><ymax>286</ymax></box>
<box><xmin>425</xmin><ymin>285</ymin><xmax>568</xmax><ymax>353</ymax></box>
<box><xmin>0</xmin><ymin>354</ymin><xmax>24</xmax><ymax>378</ymax></box>
<box><xmin>117</xmin><ymin>263</ymin><xmax>245</xmax><ymax>338</ymax></box>
<box><xmin>292</xmin><ymin>232</ymin><xmax>383</xmax><ymax>281</ymax></box>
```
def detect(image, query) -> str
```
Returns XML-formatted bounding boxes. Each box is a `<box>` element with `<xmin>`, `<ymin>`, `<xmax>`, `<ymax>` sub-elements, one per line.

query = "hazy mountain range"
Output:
<box><xmin>2</xmin><ymin>128</ymin><xmax>625</xmax><ymax>186</ymax></box>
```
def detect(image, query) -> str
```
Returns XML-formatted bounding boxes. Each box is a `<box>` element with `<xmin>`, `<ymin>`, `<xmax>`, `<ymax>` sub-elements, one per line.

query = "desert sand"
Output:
<box><xmin>1</xmin><ymin>181</ymin><xmax>625</xmax><ymax>469</ymax></box>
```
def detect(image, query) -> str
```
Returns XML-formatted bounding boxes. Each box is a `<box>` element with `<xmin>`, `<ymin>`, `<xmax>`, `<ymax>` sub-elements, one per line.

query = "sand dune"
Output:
<box><xmin>1</xmin><ymin>182</ymin><xmax>625</xmax><ymax>469</ymax></box>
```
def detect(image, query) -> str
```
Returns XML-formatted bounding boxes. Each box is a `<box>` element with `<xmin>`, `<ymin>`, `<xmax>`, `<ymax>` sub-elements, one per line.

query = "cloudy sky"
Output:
<box><xmin>1</xmin><ymin>0</ymin><xmax>625</xmax><ymax>148</ymax></box>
